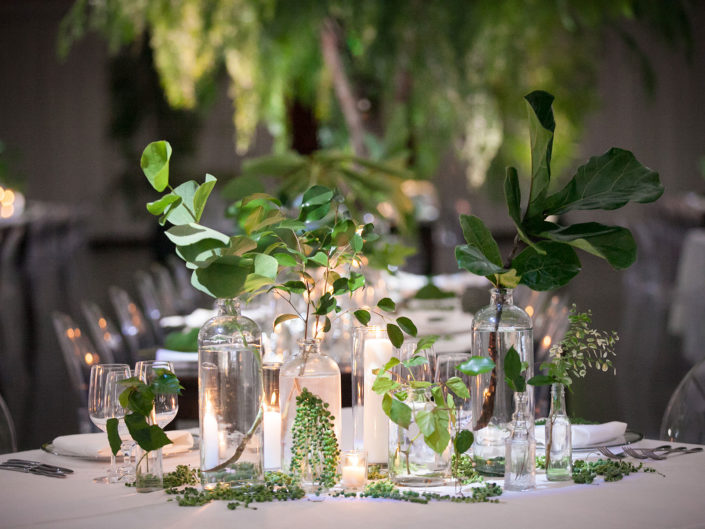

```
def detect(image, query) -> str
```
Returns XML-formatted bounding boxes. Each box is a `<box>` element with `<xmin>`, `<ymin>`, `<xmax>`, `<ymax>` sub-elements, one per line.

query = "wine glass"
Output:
<box><xmin>88</xmin><ymin>363</ymin><xmax>131</xmax><ymax>483</ymax></box>
<box><xmin>134</xmin><ymin>360</ymin><xmax>179</xmax><ymax>428</ymax></box>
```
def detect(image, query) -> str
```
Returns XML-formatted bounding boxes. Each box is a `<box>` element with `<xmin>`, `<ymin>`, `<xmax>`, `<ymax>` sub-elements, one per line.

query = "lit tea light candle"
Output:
<box><xmin>341</xmin><ymin>450</ymin><xmax>367</xmax><ymax>490</ymax></box>
<box><xmin>202</xmin><ymin>399</ymin><xmax>219</xmax><ymax>470</ymax></box>
<box><xmin>263</xmin><ymin>390</ymin><xmax>281</xmax><ymax>469</ymax></box>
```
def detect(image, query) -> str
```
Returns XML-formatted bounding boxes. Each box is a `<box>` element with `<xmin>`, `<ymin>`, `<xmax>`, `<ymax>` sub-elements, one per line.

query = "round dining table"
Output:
<box><xmin>1</xmin><ymin>434</ymin><xmax>704</xmax><ymax>529</ymax></box>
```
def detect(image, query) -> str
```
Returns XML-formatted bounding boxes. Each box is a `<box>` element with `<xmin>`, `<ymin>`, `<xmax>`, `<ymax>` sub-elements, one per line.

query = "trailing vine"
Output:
<box><xmin>288</xmin><ymin>388</ymin><xmax>341</xmax><ymax>492</ymax></box>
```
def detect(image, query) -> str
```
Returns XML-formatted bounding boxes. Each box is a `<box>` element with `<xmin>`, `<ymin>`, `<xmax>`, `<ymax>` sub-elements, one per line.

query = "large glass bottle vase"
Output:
<box><xmin>198</xmin><ymin>298</ymin><xmax>264</xmax><ymax>488</ymax></box>
<box><xmin>471</xmin><ymin>288</ymin><xmax>533</xmax><ymax>476</ymax></box>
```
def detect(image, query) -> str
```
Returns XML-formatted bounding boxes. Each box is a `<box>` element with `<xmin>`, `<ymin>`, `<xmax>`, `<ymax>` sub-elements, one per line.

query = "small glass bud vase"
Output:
<box><xmin>472</xmin><ymin>288</ymin><xmax>533</xmax><ymax>476</ymax></box>
<box><xmin>198</xmin><ymin>298</ymin><xmax>264</xmax><ymax>489</ymax></box>
<box><xmin>545</xmin><ymin>383</ymin><xmax>572</xmax><ymax>481</ymax></box>
<box><xmin>504</xmin><ymin>392</ymin><xmax>536</xmax><ymax>491</ymax></box>
<box><xmin>134</xmin><ymin>446</ymin><xmax>163</xmax><ymax>492</ymax></box>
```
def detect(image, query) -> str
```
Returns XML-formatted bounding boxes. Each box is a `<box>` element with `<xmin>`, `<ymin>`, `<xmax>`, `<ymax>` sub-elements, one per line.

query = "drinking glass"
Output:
<box><xmin>134</xmin><ymin>360</ymin><xmax>179</xmax><ymax>428</ymax></box>
<box><xmin>88</xmin><ymin>363</ymin><xmax>131</xmax><ymax>483</ymax></box>
<box><xmin>435</xmin><ymin>352</ymin><xmax>473</xmax><ymax>433</ymax></box>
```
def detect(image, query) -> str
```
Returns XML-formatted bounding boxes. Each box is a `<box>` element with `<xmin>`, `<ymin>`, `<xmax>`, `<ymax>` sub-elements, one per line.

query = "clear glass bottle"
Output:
<box><xmin>504</xmin><ymin>392</ymin><xmax>536</xmax><ymax>491</ymax></box>
<box><xmin>471</xmin><ymin>288</ymin><xmax>533</xmax><ymax>476</ymax></box>
<box><xmin>546</xmin><ymin>383</ymin><xmax>572</xmax><ymax>481</ymax></box>
<box><xmin>134</xmin><ymin>446</ymin><xmax>163</xmax><ymax>492</ymax></box>
<box><xmin>198</xmin><ymin>298</ymin><xmax>263</xmax><ymax>488</ymax></box>
<box><xmin>280</xmin><ymin>339</ymin><xmax>342</xmax><ymax>473</ymax></box>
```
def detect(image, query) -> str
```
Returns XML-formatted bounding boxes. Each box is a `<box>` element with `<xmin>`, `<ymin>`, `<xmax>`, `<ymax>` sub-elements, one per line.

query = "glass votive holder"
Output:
<box><xmin>341</xmin><ymin>450</ymin><xmax>368</xmax><ymax>491</ymax></box>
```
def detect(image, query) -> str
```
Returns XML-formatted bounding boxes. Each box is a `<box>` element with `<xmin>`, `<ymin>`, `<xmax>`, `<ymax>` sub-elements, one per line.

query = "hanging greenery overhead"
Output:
<box><xmin>59</xmin><ymin>0</ymin><xmax>693</xmax><ymax>189</ymax></box>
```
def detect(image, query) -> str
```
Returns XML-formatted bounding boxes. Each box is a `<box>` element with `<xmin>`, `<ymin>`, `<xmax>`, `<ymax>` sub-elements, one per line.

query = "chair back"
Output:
<box><xmin>108</xmin><ymin>285</ymin><xmax>157</xmax><ymax>358</ymax></box>
<box><xmin>150</xmin><ymin>262</ymin><xmax>180</xmax><ymax>316</ymax></box>
<box><xmin>134</xmin><ymin>271</ymin><xmax>164</xmax><ymax>343</ymax></box>
<box><xmin>660</xmin><ymin>359</ymin><xmax>705</xmax><ymax>444</ymax></box>
<box><xmin>81</xmin><ymin>300</ymin><xmax>132</xmax><ymax>365</ymax></box>
<box><xmin>0</xmin><ymin>393</ymin><xmax>17</xmax><ymax>454</ymax></box>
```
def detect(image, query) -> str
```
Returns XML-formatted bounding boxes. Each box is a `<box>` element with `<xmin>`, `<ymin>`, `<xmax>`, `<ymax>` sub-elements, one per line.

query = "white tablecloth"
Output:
<box><xmin>2</xmin><ymin>437</ymin><xmax>704</xmax><ymax>529</ymax></box>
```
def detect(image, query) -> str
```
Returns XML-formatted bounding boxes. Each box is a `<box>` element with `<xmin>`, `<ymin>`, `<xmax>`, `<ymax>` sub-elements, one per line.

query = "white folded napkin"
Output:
<box><xmin>161</xmin><ymin>308</ymin><xmax>216</xmax><ymax>329</ymax></box>
<box><xmin>155</xmin><ymin>348</ymin><xmax>199</xmax><ymax>363</ymax></box>
<box><xmin>535</xmin><ymin>421</ymin><xmax>627</xmax><ymax>449</ymax></box>
<box><xmin>52</xmin><ymin>430</ymin><xmax>194</xmax><ymax>458</ymax></box>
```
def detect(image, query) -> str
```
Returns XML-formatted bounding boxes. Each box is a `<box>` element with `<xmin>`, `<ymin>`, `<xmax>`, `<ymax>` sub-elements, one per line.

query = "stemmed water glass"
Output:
<box><xmin>134</xmin><ymin>360</ymin><xmax>179</xmax><ymax>428</ymax></box>
<box><xmin>88</xmin><ymin>363</ymin><xmax>131</xmax><ymax>483</ymax></box>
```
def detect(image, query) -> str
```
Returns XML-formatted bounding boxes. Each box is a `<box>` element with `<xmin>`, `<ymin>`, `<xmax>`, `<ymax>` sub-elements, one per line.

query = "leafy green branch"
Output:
<box><xmin>371</xmin><ymin>352</ymin><xmax>494</xmax><ymax>455</ymax></box>
<box><xmin>106</xmin><ymin>369</ymin><xmax>184</xmax><ymax>456</ymax></box>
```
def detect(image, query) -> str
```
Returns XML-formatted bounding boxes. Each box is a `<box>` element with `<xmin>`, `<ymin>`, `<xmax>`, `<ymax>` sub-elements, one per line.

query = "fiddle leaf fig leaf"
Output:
<box><xmin>106</xmin><ymin>418</ymin><xmax>122</xmax><ymax>456</ymax></box>
<box><xmin>524</xmin><ymin>90</ymin><xmax>556</xmax><ymax>221</ymax></box>
<box><xmin>512</xmin><ymin>241</ymin><xmax>581</xmax><ymax>291</ymax></box>
<box><xmin>455</xmin><ymin>244</ymin><xmax>507</xmax><ymax>278</ymax></box>
<box><xmin>537</xmin><ymin>221</ymin><xmax>637</xmax><ymax>270</ymax></box>
<box><xmin>504</xmin><ymin>167</ymin><xmax>522</xmax><ymax>226</ymax></box>
<box><xmin>141</xmin><ymin>140</ymin><xmax>172</xmax><ymax>192</ymax></box>
<box><xmin>544</xmin><ymin>148</ymin><xmax>663</xmax><ymax>215</ymax></box>
<box><xmin>458</xmin><ymin>215</ymin><xmax>503</xmax><ymax>267</ymax></box>
<box><xmin>456</xmin><ymin>356</ymin><xmax>495</xmax><ymax>376</ymax></box>
<box><xmin>192</xmin><ymin>174</ymin><xmax>217</xmax><ymax>222</ymax></box>
<box><xmin>147</xmin><ymin>193</ymin><xmax>181</xmax><ymax>216</ymax></box>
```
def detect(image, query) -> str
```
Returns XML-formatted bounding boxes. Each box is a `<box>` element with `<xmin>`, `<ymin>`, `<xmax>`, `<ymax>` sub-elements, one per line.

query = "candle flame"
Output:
<box><xmin>542</xmin><ymin>335</ymin><xmax>552</xmax><ymax>348</ymax></box>
<box><xmin>525</xmin><ymin>305</ymin><xmax>534</xmax><ymax>317</ymax></box>
<box><xmin>483</xmin><ymin>388</ymin><xmax>490</xmax><ymax>399</ymax></box>
<box><xmin>270</xmin><ymin>391</ymin><xmax>277</xmax><ymax>406</ymax></box>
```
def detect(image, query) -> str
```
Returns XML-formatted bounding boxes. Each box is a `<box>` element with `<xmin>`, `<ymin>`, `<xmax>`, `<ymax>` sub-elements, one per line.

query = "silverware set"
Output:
<box><xmin>597</xmin><ymin>445</ymin><xmax>703</xmax><ymax>460</ymax></box>
<box><xmin>0</xmin><ymin>459</ymin><xmax>74</xmax><ymax>478</ymax></box>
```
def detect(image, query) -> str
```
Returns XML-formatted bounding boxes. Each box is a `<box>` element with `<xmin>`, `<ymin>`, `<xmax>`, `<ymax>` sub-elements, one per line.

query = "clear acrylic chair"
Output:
<box><xmin>660</xmin><ymin>358</ymin><xmax>705</xmax><ymax>444</ymax></box>
<box><xmin>150</xmin><ymin>262</ymin><xmax>180</xmax><ymax>316</ymax></box>
<box><xmin>134</xmin><ymin>270</ymin><xmax>165</xmax><ymax>343</ymax></box>
<box><xmin>81</xmin><ymin>300</ymin><xmax>133</xmax><ymax>365</ymax></box>
<box><xmin>108</xmin><ymin>285</ymin><xmax>157</xmax><ymax>360</ymax></box>
<box><xmin>52</xmin><ymin>311</ymin><xmax>107</xmax><ymax>433</ymax></box>
<box><xmin>167</xmin><ymin>255</ymin><xmax>202</xmax><ymax>313</ymax></box>
<box><xmin>0</xmin><ymin>392</ymin><xmax>17</xmax><ymax>454</ymax></box>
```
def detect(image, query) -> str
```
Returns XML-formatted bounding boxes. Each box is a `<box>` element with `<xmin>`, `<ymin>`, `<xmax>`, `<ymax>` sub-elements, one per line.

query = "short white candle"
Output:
<box><xmin>202</xmin><ymin>400</ymin><xmax>219</xmax><ymax>470</ymax></box>
<box><xmin>341</xmin><ymin>452</ymin><xmax>367</xmax><ymax>489</ymax></box>
<box><xmin>263</xmin><ymin>408</ymin><xmax>281</xmax><ymax>469</ymax></box>
<box><xmin>363</xmin><ymin>337</ymin><xmax>394</xmax><ymax>463</ymax></box>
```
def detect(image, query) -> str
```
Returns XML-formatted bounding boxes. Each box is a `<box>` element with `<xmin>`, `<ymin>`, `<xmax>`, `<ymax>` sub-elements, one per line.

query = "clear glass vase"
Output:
<box><xmin>471</xmin><ymin>288</ymin><xmax>533</xmax><ymax>476</ymax></box>
<box><xmin>280</xmin><ymin>339</ymin><xmax>342</xmax><ymax>475</ymax></box>
<box><xmin>504</xmin><ymin>392</ymin><xmax>536</xmax><ymax>491</ymax></box>
<box><xmin>546</xmin><ymin>383</ymin><xmax>572</xmax><ymax>481</ymax></box>
<box><xmin>134</xmin><ymin>446</ymin><xmax>163</xmax><ymax>492</ymax></box>
<box><xmin>198</xmin><ymin>298</ymin><xmax>264</xmax><ymax>489</ymax></box>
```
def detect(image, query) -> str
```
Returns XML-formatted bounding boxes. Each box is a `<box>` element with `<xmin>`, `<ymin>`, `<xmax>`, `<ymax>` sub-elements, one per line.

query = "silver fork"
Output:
<box><xmin>598</xmin><ymin>446</ymin><xmax>625</xmax><ymax>459</ymax></box>
<box><xmin>0</xmin><ymin>463</ymin><xmax>68</xmax><ymax>478</ymax></box>
<box><xmin>622</xmin><ymin>446</ymin><xmax>665</xmax><ymax>460</ymax></box>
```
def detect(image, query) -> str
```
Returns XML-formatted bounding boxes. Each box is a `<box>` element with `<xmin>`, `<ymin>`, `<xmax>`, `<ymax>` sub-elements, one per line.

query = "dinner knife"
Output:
<box><xmin>0</xmin><ymin>464</ymin><xmax>68</xmax><ymax>478</ymax></box>
<box><xmin>5</xmin><ymin>459</ymin><xmax>74</xmax><ymax>474</ymax></box>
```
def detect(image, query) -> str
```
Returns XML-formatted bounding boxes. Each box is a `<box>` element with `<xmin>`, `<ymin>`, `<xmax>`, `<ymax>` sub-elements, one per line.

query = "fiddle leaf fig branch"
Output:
<box><xmin>455</xmin><ymin>90</ymin><xmax>663</xmax><ymax>291</ymax></box>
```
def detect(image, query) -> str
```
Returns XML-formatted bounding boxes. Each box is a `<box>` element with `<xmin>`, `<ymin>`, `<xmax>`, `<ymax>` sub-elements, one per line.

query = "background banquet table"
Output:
<box><xmin>2</xmin><ymin>438</ymin><xmax>704</xmax><ymax>529</ymax></box>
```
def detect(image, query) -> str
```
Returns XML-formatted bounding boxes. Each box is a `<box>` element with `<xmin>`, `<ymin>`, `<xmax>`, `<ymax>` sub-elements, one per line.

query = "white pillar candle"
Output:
<box><xmin>363</xmin><ymin>337</ymin><xmax>394</xmax><ymax>464</ymax></box>
<box><xmin>263</xmin><ymin>408</ymin><xmax>281</xmax><ymax>469</ymax></box>
<box><xmin>202</xmin><ymin>400</ymin><xmax>219</xmax><ymax>470</ymax></box>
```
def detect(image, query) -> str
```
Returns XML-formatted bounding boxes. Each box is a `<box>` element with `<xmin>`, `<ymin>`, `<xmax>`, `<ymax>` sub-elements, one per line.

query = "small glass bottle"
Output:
<box><xmin>546</xmin><ymin>383</ymin><xmax>572</xmax><ymax>481</ymax></box>
<box><xmin>134</xmin><ymin>446</ymin><xmax>163</xmax><ymax>492</ymax></box>
<box><xmin>198</xmin><ymin>298</ymin><xmax>263</xmax><ymax>489</ymax></box>
<box><xmin>280</xmin><ymin>339</ymin><xmax>342</xmax><ymax>473</ymax></box>
<box><xmin>472</xmin><ymin>288</ymin><xmax>533</xmax><ymax>476</ymax></box>
<box><xmin>504</xmin><ymin>392</ymin><xmax>536</xmax><ymax>491</ymax></box>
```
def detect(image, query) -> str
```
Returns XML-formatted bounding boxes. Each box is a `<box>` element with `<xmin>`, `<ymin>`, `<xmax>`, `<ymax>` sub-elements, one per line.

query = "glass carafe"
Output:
<box><xmin>198</xmin><ymin>298</ymin><xmax>263</xmax><ymax>488</ymax></box>
<box><xmin>471</xmin><ymin>288</ymin><xmax>533</xmax><ymax>476</ymax></box>
<box><xmin>504</xmin><ymin>392</ymin><xmax>536</xmax><ymax>491</ymax></box>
